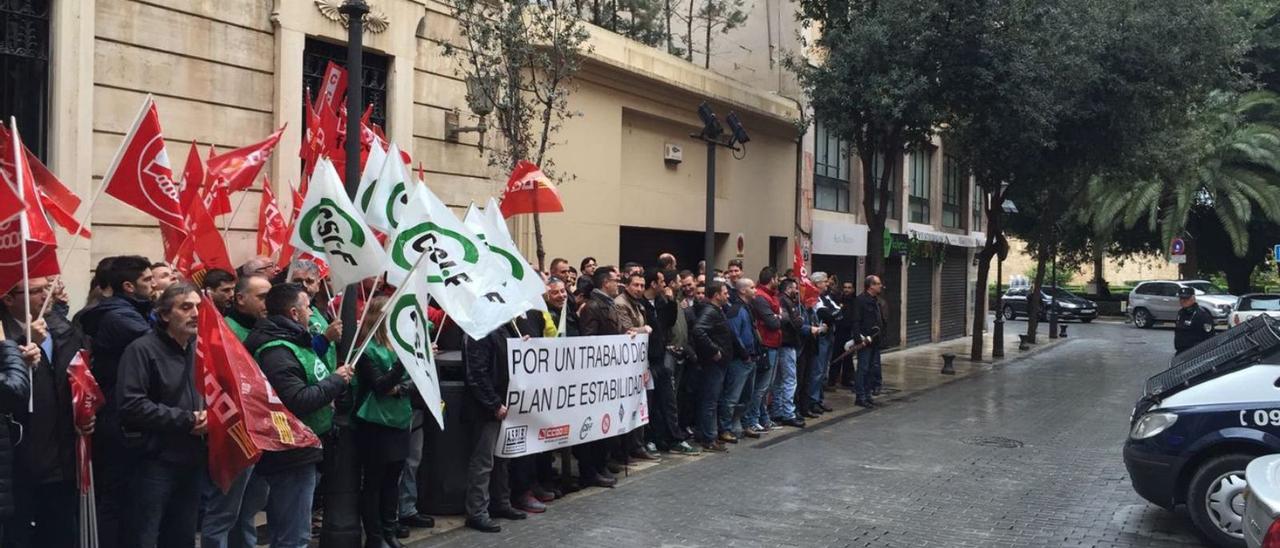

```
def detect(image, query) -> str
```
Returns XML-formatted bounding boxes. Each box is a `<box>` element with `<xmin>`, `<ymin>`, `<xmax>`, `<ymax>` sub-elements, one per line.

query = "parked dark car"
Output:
<box><xmin>1001</xmin><ymin>286</ymin><xmax>1098</xmax><ymax>323</ymax></box>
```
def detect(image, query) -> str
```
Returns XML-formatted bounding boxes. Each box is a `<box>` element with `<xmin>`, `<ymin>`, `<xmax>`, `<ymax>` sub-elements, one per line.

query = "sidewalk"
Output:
<box><xmin>399</xmin><ymin>329</ymin><xmax>1067</xmax><ymax>546</ymax></box>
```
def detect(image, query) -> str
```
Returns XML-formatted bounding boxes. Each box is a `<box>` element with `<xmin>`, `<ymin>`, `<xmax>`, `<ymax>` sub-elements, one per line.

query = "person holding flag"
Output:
<box><xmin>242</xmin><ymin>283</ymin><xmax>353</xmax><ymax>548</ymax></box>
<box><xmin>352</xmin><ymin>296</ymin><xmax>413</xmax><ymax>548</ymax></box>
<box><xmin>115</xmin><ymin>283</ymin><xmax>207</xmax><ymax>548</ymax></box>
<box><xmin>2</xmin><ymin>277</ymin><xmax>83</xmax><ymax>548</ymax></box>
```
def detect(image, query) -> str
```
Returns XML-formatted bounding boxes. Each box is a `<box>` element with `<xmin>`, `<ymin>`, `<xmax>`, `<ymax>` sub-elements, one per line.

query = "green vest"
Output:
<box><xmin>254</xmin><ymin>339</ymin><xmax>335</xmax><ymax>436</ymax></box>
<box><xmin>354</xmin><ymin>342</ymin><xmax>412</xmax><ymax>430</ymax></box>
<box><xmin>307</xmin><ymin>306</ymin><xmax>338</xmax><ymax>369</ymax></box>
<box><xmin>225</xmin><ymin>316</ymin><xmax>250</xmax><ymax>342</ymax></box>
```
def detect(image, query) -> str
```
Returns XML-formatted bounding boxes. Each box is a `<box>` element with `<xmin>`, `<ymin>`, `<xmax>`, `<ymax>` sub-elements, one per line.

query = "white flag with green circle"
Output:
<box><xmin>385</xmin><ymin>273</ymin><xmax>444</xmax><ymax>430</ymax></box>
<box><xmin>356</xmin><ymin>142</ymin><xmax>413</xmax><ymax>234</ymax></box>
<box><xmin>290</xmin><ymin>158</ymin><xmax>390</xmax><ymax>288</ymax></box>
<box><xmin>352</xmin><ymin>137</ymin><xmax>388</xmax><ymax>223</ymax></box>
<box><xmin>463</xmin><ymin>198</ymin><xmax>548</xmax><ymax>312</ymax></box>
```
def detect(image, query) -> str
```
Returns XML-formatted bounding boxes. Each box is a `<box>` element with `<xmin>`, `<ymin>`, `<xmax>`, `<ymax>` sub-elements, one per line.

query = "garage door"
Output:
<box><xmin>939</xmin><ymin>247</ymin><xmax>968</xmax><ymax>340</ymax></box>
<box><xmin>906</xmin><ymin>258</ymin><xmax>933</xmax><ymax>345</ymax></box>
<box><xmin>881</xmin><ymin>257</ymin><xmax>902</xmax><ymax>349</ymax></box>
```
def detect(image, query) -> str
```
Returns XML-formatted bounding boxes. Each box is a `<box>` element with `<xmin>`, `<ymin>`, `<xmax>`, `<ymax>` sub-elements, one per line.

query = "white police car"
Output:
<box><xmin>1124</xmin><ymin>315</ymin><xmax>1280</xmax><ymax>548</ymax></box>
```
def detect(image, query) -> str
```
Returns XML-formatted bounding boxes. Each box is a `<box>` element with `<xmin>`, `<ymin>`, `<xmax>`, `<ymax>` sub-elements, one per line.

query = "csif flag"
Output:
<box><xmin>290</xmin><ymin>158</ymin><xmax>389</xmax><ymax>288</ymax></box>
<box><xmin>356</xmin><ymin>142</ymin><xmax>411</xmax><ymax>234</ymax></box>
<box><xmin>256</xmin><ymin>178</ymin><xmax>288</xmax><ymax>257</ymax></box>
<box><xmin>387</xmin><ymin>185</ymin><xmax>523</xmax><ymax>339</ymax></box>
<box><xmin>498</xmin><ymin>160</ymin><xmax>563</xmax><ymax>218</ymax></box>
<box><xmin>463</xmin><ymin>198</ymin><xmax>547</xmax><ymax>312</ymax></box>
<box><xmin>207</xmin><ymin>125</ymin><xmax>286</xmax><ymax>193</ymax></box>
<box><xmin>384</xmin><ymin>274</ymin><xmax>445</xmax><ymax>430</ymax></box>
<box><xmin>197</xmin><ymin>299</ymin><xmax>321</xmax><ymax>492</ymax></box>
<box><xmin>100</xmin><ymin>96</ymin><xmax>184</xmax><ymax>228</ymax></box>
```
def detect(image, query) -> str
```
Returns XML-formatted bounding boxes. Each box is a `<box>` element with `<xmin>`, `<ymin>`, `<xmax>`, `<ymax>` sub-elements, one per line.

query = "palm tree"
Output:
<box><xmin>1087</xmin><ymin>90</ymin><xmax>1280</xmax><ymax>259</ymax></box>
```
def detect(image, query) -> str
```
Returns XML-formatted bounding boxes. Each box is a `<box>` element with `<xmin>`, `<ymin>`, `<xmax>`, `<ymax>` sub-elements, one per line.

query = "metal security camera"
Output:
<box><xmin>726</xmin><ymin>112</ymin><xmax>750</xmax><ymax>145</ymax></box>
<box><xmin>698</xmin><ymin>102</ymin><xmax>723</xmax><ymax>138</ymax></box>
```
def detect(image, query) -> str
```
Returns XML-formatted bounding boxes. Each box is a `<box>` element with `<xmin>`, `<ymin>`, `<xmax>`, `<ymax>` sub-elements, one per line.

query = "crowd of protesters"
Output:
<box><xmin>0</xmin><ymin>250</ymin><xmax>889</xmax><ymax>546</ymax></box>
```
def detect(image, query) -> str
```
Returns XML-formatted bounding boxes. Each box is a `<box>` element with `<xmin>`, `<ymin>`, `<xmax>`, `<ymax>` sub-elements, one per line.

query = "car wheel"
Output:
<box><xmin>1002</xmin><ymin>305</ymin><xmax>1017</xmax><ymax>320</ymax></box>
<box><xmin>1080</xmin><ymin>318</ymin><xmax>1093</xmax><ymax>324</ymax></box>
<box><xmin>1132</xmin><ymin>308</ymin><xmax>1153</xmax><ymax>329</ymax></box>
<box><xmin>1186</xmin><ymin>454</ymin><xmax>1252</xmax><ymax>548</ymax></box>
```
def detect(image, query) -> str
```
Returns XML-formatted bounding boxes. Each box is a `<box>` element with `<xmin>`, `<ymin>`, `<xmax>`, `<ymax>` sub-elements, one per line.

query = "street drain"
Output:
<box><xmin>963</xmin><ymin>436</ymin><xmax>1024</xmax><ymax>448</ymax></box>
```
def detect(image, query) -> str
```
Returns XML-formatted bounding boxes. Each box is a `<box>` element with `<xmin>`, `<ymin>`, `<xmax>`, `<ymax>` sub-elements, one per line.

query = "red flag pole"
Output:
<box><xmin>9</xmin><ymin>117</ymin><xmax>34</xmax><ymax>410</ymax></box>
<box><xmin>223</xmin><ymin>182</ymin><xmax>252</xmax><ymax>238</ymax></box>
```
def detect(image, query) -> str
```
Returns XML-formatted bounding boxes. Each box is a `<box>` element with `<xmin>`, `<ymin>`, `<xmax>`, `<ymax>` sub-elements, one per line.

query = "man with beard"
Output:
<box><xmin>116</xmin><ymin>284</ymin><xmax>206</xmax><ymax>548</ymax></box>
<box><xmin>575</xmin><ymin>267</ymin><xmax>623</xmax><ymax>487</ymax></box>
<box><xmin>769</xmin><ymin>279</ymin><xmax>806</xmax><ymax>428</ymax></box>
<box><xmin>201</xmin><ymin>269</ymin><xmax>236</xmax><ymax>313</ymax></box>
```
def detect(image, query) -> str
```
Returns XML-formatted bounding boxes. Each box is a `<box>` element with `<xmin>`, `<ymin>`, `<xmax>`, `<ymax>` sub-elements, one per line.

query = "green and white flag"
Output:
<box><xmin>387</xmin><ymin>185</ymin><xmax>523</xmax><ymax>339</ymax></box>
<box><xmin>356</xmin><ymin>142</ymin><xmax>413</xmax><ymax>234</ymax></box>
<box><xmin>352</xmin><ymin>137</ymin><xmax>388</xmax><ymax>223</ymax></box>
<box><xmin>291</xmin><ymin>158</ymin><xmax>390</xmax><ymax>288</ymax></box>
<box><xmin>385</xmin><ymin>274</ymin><xmax>444</xmax><ymax>430</ymax></box>
<box><xmin>464</xmin><ymin>198</ymin><xmax>547</xmax><ymax>312</ymax></box>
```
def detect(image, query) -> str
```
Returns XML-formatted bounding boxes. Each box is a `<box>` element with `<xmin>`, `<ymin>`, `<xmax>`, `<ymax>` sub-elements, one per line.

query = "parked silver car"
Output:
<box><xmin>1244</xmin><ymin>454</ymin><xmax>1280</xmax><ymax>548</ymax></box>
<box><xmin>1129</xmin><ymin>280</ymin><xmax>1238</xmax><ymax>329</ymax></box>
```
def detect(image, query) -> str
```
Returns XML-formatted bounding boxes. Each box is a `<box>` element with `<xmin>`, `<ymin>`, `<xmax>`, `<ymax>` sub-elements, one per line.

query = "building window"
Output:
<box><xmin>942</xmin><ymin>154</ymin><xmax>963</xmax><ymax>228</ymax></box>
<box><xmin>1</xmin><ymin>0</ymin><xmax>51</xmax><ymax>160</ymax></box>
<box><xmin>867</xmin><ymin>151</ymin><xmax>899</xmax><ymax>219</ymax></box>
<box><xmin>302</xmin><ymin>38</ymin><xmax>390</xmax><ymax>131</ymax></box>
<box><xmin>908</xmin><ymin>148</ymin><xmax>932</xmax><ymax>224</ymax></box>
<box><xmin>813</xmin><ymin>118</ymin><xmax>850</xmax><ymax>213</ymax></box>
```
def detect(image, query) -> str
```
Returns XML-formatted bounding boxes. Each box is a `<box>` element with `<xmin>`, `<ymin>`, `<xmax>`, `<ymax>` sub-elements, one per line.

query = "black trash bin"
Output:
<box><xmin>418</xmin><ymin>352</ymin><xmax>471</xmax><ymax>515</ymax></box>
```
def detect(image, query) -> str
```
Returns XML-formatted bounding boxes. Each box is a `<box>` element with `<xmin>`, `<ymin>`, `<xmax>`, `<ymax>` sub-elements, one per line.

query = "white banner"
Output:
<box><xmin>495</xmin><ymin>334</ymin><xmax>651</xmax><ymax>457</ymax></box>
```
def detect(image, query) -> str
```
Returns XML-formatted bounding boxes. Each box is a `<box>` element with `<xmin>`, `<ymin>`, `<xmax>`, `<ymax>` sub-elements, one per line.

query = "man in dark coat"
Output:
<box><xmin>691</xmin><ymin>280</ymin><xmax>745</xmax><ymax>452</ymax></box>
<box><xmin>77</xmin><ymin>254</ymin><xmax>155</xmax><ymax>548</ymax></box>
<box><xmin>854</xmin><ymin>275</ymin><xmax>887</xmax><ymax>407</ymax></box>
<box><xmin>241</xmin><ymin>283</ymin><xmax>352</xmax><ymax>548</ymax></box>
<box><xmin>1174</xmin><ymin>286</ymin><xmax>1216</xmax><ymax>354</ymax></box>
<box><xmin>1</xmin><ymin>277</ymin><xmax>82</xmax><ymax>548</ymax></box>
<box><xmin>573</xmin><ymin>266</ymin><xmax>624</xmax><ymax>487</ymax></box>
<box><xmin>462</xmin><ymin>321</ymin><xmax>530</xmax><ymax>533</ymax></box>
<box><xmin>116</xmin><ymin>283</ymin><xmax>207</xmax><ymax>548</ymax></box>
<box><xmin>0</xmin><ymin>321</ymin><xmax>36</xmax><ymax>545</ymax></box>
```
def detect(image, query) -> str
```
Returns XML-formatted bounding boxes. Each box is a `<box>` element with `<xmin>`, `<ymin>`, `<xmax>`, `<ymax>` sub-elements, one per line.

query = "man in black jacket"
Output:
<box><xmin>831</xmin><ymin>280</ymin><xmax>857</xmax><ymax>388</ymax></box>
<box><xmin>854</xmin><ymin>275</ymin><xmax>886</xmax><ymax>407</ymax></box>
<box><xmin>116</xmin><ymin>283</ymin><xmax>207</xmax><ymax>548</ymax></box>
<box><xmin>769</xmin><ymin>279</ymin><xmax>806</xmax><ymax>428</ymax></box>
<box><xmin>0</xmin><ymin>317</ymin><xmax>36</xmax><ymax>545</ymax></box>
<box><xmin>1</xmin><ymin>277</ymin><xmax>82</xmax><ymax>548</ymax></box>
<box><xmin>241</xmin><ymin>283</ymin><xmax>352</xmax><ymax>548</ymax></box>
<box><xmin>77</xmin><ymin>254</ymin><xmax>155</xmax><ymax>548</ymax></box>
<box><xmin>573</xmin><ymin>267</ymin><xmax>623</xmax><ymax>486</ymax></box>
<box><xmin>691</xmin><ymin>280</ymin><xmax>744</xmax><ymax>452</ymax></box>
<box><xmin>462</xmin><ymin>321</ymin><xmax>529</xmax><ymax>533</ymax></box>
<box><xmin>641</xmin><ymin>268</ymin><xmax>693</xmax><ymax>454</ymax></box>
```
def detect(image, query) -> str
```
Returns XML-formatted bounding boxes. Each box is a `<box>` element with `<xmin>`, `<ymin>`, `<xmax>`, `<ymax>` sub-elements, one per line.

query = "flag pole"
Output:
<box><xmin>11</xmin><ymin>117</ymin><xmax>32</xmax><ymax>412</ymax></box>
<box><xmin>340</xmin><ymin>277</ymin><xmax>381</xmax><ymax>367</ymax></box>
<box><xmin>224</xmin><ymin>189</ymin><xmax>251</xmax><ymax>238</ymax></box>
<box><xmin>347</xmin><ymin>252</ymin><xmax>433</xmax><ymax>368</ymax></box>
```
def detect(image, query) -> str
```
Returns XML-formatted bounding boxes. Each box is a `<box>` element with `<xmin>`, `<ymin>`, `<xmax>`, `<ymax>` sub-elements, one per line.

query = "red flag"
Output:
<box><xmin>26</xmin><ymin>152</ymin><xmax>89</xmax><ymax>238</ymax></box>
<box><xmin>67</xmin><ymin>350</ymin><xmax>104</xmax><ymax>494</ymax></box>
<box><xmin>179</xmin><ymin>141</ymin><xmax>204</xmax><ymax>213</ymax></box>
<box><xmin>793</xmin><ymin>242</ymin><xmax>820</xmax><ymax>308</ymax></box>
<box><xmin>499</xmin><ymin>161</ymin><xmax>565</xmax><ymax>218</ymax></box>
<box><xmin>197</xmin><ymin>300</ymin><xmax>321</xmax><ymax>491</ymax></box>
<box><xmin>202</xmin><ymin>177</ymin><xmax>232</xmax><ymax>218</ymax></box>
<box><xmin>100</xmin><ymin>97</ymin><xmax>183</xmax><ymax>228</ymax></box>
<box><xmin>40</xmin><ymin>194</ymin><xmax>91</xmax><ymax>238</ymax></box>
<box><xmin>0</xmin><ymin>217</ymin><xmax>59</xmax><ymax>295</ymax></box>
<box><xmin>207</xmin><ymin>126</ymin><xmax>286</xmax><ymax>193</ymax></box>
<box><xmin>0</xmin><ymin>125</ymin><xmax>21</xmax><ymax>222</ymax></box>
<box><xmin>316</xmin><ymin>62</ymin><xmax>348</xmax><ymax>114</ymax></box>
<box><xmin>0</xmin><ymin>126</ymin><xmax>56</xmax><ymax>246</ymax></box>
<box><xmin>175</xmin><ymin>192</ymin><xmax>233</xmax><ymax>277</ymax></box>
<box><xmin>256</xmin><ymin>178</ymin><xmax>288</xmax><ymax>256</ymax></box>
<box><xmin>159</xmin><ymin>221</ymin><xmax>185</xmax><ymax>264</ymax></box>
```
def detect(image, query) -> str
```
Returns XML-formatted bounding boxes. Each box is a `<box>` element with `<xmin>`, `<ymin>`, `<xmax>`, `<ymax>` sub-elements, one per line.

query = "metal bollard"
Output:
<box><xmin>1017</xmin><ymin>334</ymin><xmax>1030</xmax><ymax>351</ymax></box>
<box><xmin>941</xmin><ymin>353</ymin><xmax>957</xmax><ymax>375</ymax></box>
<box><xmin>1059</xmin><ymin>324</ymin><xmax>1068</xmax><ymax>338</ymax></box>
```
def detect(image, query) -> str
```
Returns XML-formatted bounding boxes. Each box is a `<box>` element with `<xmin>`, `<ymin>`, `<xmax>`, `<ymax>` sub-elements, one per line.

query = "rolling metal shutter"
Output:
<box><xmin>939</xmin><ymin>246</ymin><xmax>968</xmax><ymax>340</ymax></box>
<box><xmin>881</xmin><ymin>257</ymin><xmax>903</xmax><ymax>349</ymax></box>
<box><xmin>906</xmin><ymin>258</ymin><xmax>934</xmax><ymax>345</ymax></box>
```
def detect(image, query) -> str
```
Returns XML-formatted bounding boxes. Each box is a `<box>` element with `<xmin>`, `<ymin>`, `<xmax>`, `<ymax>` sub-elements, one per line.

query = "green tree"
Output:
<box><xmin>445</xmin><ymin>1</ymin><xmax>591</xmax><ymax>269</ymax></box>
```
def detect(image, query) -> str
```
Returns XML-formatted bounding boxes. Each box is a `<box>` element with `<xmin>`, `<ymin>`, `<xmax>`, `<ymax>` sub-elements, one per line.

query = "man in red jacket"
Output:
<box><xmin>744</xmin><ymin>267</ymin><xmax>782</xmax><ymax>435</ymax></box>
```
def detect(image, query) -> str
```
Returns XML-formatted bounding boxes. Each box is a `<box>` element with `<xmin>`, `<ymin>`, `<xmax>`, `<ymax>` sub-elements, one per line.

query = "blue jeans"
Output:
<box><xmin>238</xmin><ymin>465</ymin><xmax>319</xmax><ymax>548</ymax></box>
<box><xmin>129</xmin><ymin>460</ymin><xmax>203</xmax><ymax>548</ymax></box>
<box><xmin>718</xmin><ymin>358</ymin><xmax>755</xmax><ymax>435</ymax></box>
<box><xmin>769</xmin><ymin>347</ymin><xmax>798</xmax><ymax>420</ymax></box>
<box><xmin>808</xmin><ymin>336</ymin><xmax>833</xmax><ymax>404</ymax></box>
<box><xmin>697</xmin><ymin>362</ymin><xmax>727</xmax><ymax>443</ymax></box>
<box><xmin>200</xmin><ymin>464</ymin><xmax>254</xmax><ymax>548</ymax></box>
<box><xmin>855</xmin><ymin>347</ymin><xmax>882</xmax><ymax>401</ymax></box>
<box><xmin>744</xmin><ymin>349</ymin><xmax>778</xmax><ymax>428</ymax></box>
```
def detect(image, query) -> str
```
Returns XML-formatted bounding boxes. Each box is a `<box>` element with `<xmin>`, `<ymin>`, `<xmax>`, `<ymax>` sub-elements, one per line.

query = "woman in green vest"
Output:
<box><xmin>353</xmin><ymin>296</ymin><xmax>413</xmax><ymax>548</ymax></box>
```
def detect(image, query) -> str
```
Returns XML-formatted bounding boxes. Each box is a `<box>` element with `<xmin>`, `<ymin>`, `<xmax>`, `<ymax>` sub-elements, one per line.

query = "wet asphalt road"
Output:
<box><xmin>420</xmin><ymin>321</ymin><xmax>1211</xmax><ymax>548</ymax></box>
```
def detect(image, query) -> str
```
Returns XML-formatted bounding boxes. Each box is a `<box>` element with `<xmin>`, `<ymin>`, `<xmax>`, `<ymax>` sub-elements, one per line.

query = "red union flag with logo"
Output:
<box><xmin>101</xmin><ymin>96</ymin><xmax>183</xmax><ymax>228</ymax></box>
<box><xmin>498</xmin><ymin>160</ymin><xmax>564</xmax><ymax>218</ymax></box>
<box><xmin>197</xmin><ymin>299</ymin><xmax>321</xmax><ymax>492</ymax></box>
<box><xmin>207</xmin><ymin>125</ymin><xmax>286</xmax><ymax>193</ymax></box>
<box><xmin>793</xmin><ymin>241</ymin><xmax>820</xmax><ymax>307</ymax></box>
<box><xmin>256</xmin><ymin>178</ymin><xmax>288</xmax><ymax>256</ymax></box>
<box><xmin>67</xmin><ymin>351</ymin><xmax>104</xmax><ymax>494</ymax></box>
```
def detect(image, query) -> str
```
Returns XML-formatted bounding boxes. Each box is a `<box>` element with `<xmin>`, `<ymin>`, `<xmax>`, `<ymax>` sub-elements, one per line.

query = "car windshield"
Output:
<box><xmin>1241</xmin><ymin>295</ymin><xmax>1280</xmax><ymax>311</ymax></box>
<box><xmin>1042</xmin><ymin>287</ymin><xmax>1075</xmax><ymax>299</ymax></box>
<box><xmin>1184</xmin><ymin>282</ymin><xmax>1227</xmax><ymax>296</ymax></box>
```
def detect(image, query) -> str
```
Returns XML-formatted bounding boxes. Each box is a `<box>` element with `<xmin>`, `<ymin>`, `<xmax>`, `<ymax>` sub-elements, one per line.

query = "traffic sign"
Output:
<box><xmin>1171</xmin><ymin>237</ymin><xmax>1186</xmax><ymax>256</ymax></box>
<box><xmin>1274</xmin><ymin>243</ymin><xmax>1279</xmax><ymax>261</ymax></box>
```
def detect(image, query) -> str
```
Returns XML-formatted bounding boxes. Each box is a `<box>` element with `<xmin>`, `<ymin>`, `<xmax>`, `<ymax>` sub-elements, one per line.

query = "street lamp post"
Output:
<box><xmin>1049</xmin><ymin>234</ymin><xmax>1059</xmax><ymax>339</ymax></box>
<box><xmin>325</xmin><ymin>2</ymin><xmax>367</xmax><ymax>547</ymax></box>
<box><xmin>691</xmin><ymin>102</ymin><xmax>749</xmax><ymax>267</ymax></box>
<box><xmin>992</xmin><ymin>186</ymin><xmax>1015</xmax><ymax>358</ymax></box>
